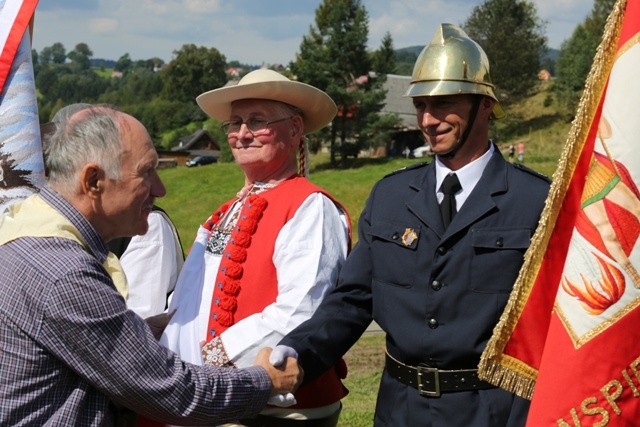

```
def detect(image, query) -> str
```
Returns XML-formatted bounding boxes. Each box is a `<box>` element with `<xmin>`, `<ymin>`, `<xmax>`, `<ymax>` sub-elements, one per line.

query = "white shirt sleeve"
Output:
<box><xmin>159</xmin><ymin>226</ymin><xmax>209</xmax><ymax>365</ymax></box>
<box><xmin>221</xmin><ymin>193</ymin><xmax>349</xmax><ymax>368</ymax></box>
<box><xmin>121</xmin><ymin>211</ymin><xmax>181</xmax><ymax>319</ymax></box>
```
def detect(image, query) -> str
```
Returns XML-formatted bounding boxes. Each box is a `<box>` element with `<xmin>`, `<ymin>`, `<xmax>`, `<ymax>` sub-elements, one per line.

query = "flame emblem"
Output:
<box><xmin>561</xmin><ymin>253</ymin><xmax>626</xmax><ymax>315</ymax></box>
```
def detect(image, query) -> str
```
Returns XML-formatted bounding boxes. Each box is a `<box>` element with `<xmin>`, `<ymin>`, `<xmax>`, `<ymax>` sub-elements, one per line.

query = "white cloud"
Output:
<box><xmin>533</xmin><ymin>0</ymin><xmax>591</xmax><ymax>16</ymax></box>
<box><xmin>185</xmin><ymin>0</ymin><xmax>222</xmax><ymax>14</ymax></box>
<box><xmin>367</xmin><ymin>0</ymin><xmax>472</xmax><ymax>49</ymax></box>
<box><xmin>89</xmin><ymin>18</ymin><xmax>118</xmax><ymax>34</ymax></box>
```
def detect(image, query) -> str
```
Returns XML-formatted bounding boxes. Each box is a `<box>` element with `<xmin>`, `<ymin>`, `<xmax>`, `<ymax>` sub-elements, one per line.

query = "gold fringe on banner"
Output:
<box><xmin>477</xmin><ymin>0</ymin><xmax>628</xmax><ymax>400</ymax></box>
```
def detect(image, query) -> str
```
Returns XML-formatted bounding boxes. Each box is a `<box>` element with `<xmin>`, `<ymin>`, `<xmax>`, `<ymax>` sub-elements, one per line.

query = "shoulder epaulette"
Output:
<box><xmin>513</xmin><ymin>163</ymin><xmax>551</xmax><ymax>183</ymax></box>
<box><xmin>383</xmin><ymin>162</ymin><xmax>429</xmax><ymax>179</ymax></box>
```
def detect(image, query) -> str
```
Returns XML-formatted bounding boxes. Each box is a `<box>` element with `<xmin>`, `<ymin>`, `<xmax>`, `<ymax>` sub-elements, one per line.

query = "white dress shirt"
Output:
<box><xmin>435</xmin><ymin>142</ymin><xmax>495</xmax><ymax>211</ymax></box>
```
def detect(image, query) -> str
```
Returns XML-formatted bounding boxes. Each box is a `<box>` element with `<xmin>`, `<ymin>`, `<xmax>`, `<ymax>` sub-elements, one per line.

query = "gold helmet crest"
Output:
<box><xmin>405</xmin><ymin>23</ymin><xmax>505</xmax><ymax>119</ymax></box>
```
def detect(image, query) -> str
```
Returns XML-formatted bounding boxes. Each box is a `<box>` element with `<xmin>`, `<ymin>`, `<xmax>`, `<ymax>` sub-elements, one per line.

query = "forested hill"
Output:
<box><xmin>394</xmin><ymin>45</ymin><xmax>560</xmax><ymax>76</ymax></box>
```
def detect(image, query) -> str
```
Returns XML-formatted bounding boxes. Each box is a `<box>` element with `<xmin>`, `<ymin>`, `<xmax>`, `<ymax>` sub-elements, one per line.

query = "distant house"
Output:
<box><xmin>380</xmin><ymin>74</ymin><xmax>424</xmax><ymax>156</ymax></box>
<box><xmin>538</xmin><ymin>69</ymin><xmax>552</xmax><ymax>81</ymax></box>
<box><xmin>169</xmin><ymin>129</ymin><xmax>221</xmax><ymax>165</ymax></box>
<box><xmin>226</xmin><ymin>67</ymin><xmax>243</xmax><ymax>78</ymax></box>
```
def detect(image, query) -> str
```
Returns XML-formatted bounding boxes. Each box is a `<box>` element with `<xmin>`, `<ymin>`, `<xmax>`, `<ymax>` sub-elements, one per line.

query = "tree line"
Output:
<box><xmin>32</xmin><ymin>0</ymin><xmax>614</xmax><ymax>167</ymax></box>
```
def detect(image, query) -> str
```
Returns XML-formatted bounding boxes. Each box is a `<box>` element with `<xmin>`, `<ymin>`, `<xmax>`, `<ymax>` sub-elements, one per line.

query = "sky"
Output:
<box><xmin>31</xmin><ymin>0</ymin><xmax>594</xmax><ymax>67</ymax></box>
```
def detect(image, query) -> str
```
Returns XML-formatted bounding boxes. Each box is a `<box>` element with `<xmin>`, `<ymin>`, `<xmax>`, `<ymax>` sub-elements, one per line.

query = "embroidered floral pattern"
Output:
<box><xmin>203</xmin><ymin>195</ymin><xmax>268</xmax><ymax>338</ymax></box>
<box><xmin>201</xmin><ymin>336</ymin><xmax>236</xmax><ymax>367</ymax></box>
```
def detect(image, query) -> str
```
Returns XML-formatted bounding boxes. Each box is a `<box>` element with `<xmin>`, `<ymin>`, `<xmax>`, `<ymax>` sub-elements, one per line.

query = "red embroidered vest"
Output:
<box><xmin>203</xmin><ymin>176</ymin><xmax>350</xmax><ymax>408</ymax></box>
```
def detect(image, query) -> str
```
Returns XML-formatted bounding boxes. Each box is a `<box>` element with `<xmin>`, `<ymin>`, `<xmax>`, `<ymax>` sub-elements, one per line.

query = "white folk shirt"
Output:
<box><xmin>121</xmin><ymin>211</ymin><xmax>183</xmax><ymax>319</ymax></box>
<box><xmin>161</xmin><ymin>193</ymin><xmax>349</xmax><ymax>368</ymax></box>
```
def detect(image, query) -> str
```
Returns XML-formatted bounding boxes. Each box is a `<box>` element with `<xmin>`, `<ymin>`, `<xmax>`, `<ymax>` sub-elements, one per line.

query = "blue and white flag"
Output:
<box><xmin>0</xmin><ymin>0</ymin><xmax>43</xmax><ymax>212</ymax></box>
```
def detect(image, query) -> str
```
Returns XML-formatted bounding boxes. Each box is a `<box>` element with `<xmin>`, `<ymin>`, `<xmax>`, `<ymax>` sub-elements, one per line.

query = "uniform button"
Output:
<box><xmin>431</xmin><ymin>280</ymin><xmax>442</xmax><ymax>291</ymax></box>
<box><xmin>391</xmin><ymin>232</ymin><xmax>399</xmax><ymax>240</ymax></box>
<box><xmin>428</xmin><ymin>318</ymin><xmax>439</xmax><ymax>329</ymax></box>
<box><xmin>496</xmin><ymin>237</ymin><xmax>504</xmax><ymax>247</ymax></box>
<box><xmin>437</xmin><ymin>246</ymin><xmax>447</xmax><ymax>255</ymax></box>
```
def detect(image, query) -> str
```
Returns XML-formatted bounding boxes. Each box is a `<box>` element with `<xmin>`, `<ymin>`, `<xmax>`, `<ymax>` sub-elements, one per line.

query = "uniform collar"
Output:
<box><xmin>435</xmin><ymin>142</ymin><xmax>494</xmax><ymax>202</ymax></box>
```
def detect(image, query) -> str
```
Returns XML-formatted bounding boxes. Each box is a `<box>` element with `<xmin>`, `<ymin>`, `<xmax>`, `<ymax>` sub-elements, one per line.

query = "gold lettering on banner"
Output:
<box><xmin>581</xmin><ymin>397</ymin><xmax>609</xmax><ymax>427</ymax></box>
<box><xmin>558</xmin><ymin>408</ymin><xmax>582</xmax><ymax>426</ymax></box>
<box><xmin>630</xmin><ymin>355</ymin><xmax>640</xmax><ymax>382</ymax></box>
<box><xmin>556</xmin><ymin>354</ymin><xmax>640</xmax><ymax>426</ymax></box>
<box><xmin>621</xmin><ymin>370</ymin><xmax>639</xmax><ymax>397</ymax></box>
<box><xmin>601</xmin><ymin>380</ymin><xmax>623</xmax><ymax>415</ymax></box>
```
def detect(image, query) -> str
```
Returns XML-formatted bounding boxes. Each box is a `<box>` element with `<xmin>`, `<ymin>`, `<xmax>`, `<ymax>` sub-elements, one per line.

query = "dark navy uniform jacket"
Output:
<box><xmin>280</xmin><ymin>147</ymin><xmax>550</xmax><ymax>426</ymax></box>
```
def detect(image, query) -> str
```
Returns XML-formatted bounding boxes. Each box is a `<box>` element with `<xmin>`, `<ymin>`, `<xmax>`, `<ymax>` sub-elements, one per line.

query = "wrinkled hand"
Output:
<box><xmin>255</xmin><ymin>348</ymin><xmax>303</xmax><ymax>397</ymax></box>
<box><xmin>145</xmin><ymin>310</ymin><xmax>175</xmax><ymax>340</ymax></box>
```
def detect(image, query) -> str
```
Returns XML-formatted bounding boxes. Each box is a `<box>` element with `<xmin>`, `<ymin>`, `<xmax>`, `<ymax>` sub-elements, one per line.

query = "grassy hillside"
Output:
<box><xmin>492</xmin><ymin>80</ymin><xmax>571</xmax><ymax>178</ymax></box>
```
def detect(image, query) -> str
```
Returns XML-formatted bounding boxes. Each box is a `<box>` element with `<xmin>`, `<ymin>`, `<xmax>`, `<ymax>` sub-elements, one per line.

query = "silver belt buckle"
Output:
<box><xmin>417</xmin><ymin>365</ymin><xmax>440</xmax><ymax>397</ymax></box>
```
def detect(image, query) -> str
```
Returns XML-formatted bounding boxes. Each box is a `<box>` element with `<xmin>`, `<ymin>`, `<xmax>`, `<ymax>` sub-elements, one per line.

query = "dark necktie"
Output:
<box><xmin>439</xmin><ymin>173</ymin><xmax>461</xmax><ymax>228</ymax></box>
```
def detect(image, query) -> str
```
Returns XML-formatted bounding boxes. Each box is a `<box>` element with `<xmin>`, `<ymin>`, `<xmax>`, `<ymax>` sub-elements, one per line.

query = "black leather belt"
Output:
<box><xmin>385</xmin><ymin>352</ymin><xmax>495</xmax><ymax>397</ymax></box>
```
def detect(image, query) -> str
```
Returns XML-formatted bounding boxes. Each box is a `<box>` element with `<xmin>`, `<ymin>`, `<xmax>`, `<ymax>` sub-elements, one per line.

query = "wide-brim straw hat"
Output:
<box><xmin>196</xmin><ymin>69</ymin><xmax>337</xmax><ymax>133</ymax></box>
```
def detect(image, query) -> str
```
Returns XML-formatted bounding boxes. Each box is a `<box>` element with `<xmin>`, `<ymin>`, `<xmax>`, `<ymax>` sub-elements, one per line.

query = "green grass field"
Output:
<box><xmin>339</xmin><ymin>333</ymin><xmax>386</xmax><ymax>426</ymax></box>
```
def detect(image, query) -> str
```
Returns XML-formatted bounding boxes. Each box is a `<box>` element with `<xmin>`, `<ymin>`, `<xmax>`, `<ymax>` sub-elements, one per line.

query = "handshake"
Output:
<box><xmin>254</xmin><ymin>345</ymin><xmax>301</xmax><ymax>407</ymax></box>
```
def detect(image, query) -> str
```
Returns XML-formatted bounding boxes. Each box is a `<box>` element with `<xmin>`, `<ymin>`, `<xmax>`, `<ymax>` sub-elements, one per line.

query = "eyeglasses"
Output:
<box><xmin>220</xmin><ymin>116</ymin><xmax>294</xmax><ymax>136</ymax></box>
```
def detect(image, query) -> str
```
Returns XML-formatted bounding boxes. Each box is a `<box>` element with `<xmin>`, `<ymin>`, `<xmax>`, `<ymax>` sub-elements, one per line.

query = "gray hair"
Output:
<box><xmin>46</xmin><ymin>104</ymin><xmax>123</xmax><ymax>193</ymax></box>
<box><xmin>271</xmin><ymin>101</ymin><xmax>304</xmax><ymax>123</ymax></box>
<box><xmin>271</xmin><ymin>102</ymin><xmax>308</xmax><ymax>177</ymax></box>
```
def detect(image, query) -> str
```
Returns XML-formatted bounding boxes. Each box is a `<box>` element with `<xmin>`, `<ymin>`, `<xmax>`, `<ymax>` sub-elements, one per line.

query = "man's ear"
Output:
<box><xmin>80</xmin><ymin>163</ymin><xmax>105</xmax><ymax>199</ymax></box>
<box><xmin>481</xmin><ymin>96</ymin><xmax>497</xmax><ymax>119</ymax></box>
<box><xmin>483</xmin><ymin>96</ymin><xmax>494</xmax><ymax>110</ymax></box>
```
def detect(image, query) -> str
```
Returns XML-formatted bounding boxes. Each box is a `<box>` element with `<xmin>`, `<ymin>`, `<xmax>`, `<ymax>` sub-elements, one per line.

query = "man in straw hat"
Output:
<box><xmin>161</xmin><ymin>69</ymin><xmax>351</xmax><ymax>426</ymax></box>
<box><xmin>276</xmin><ymin>24</ymin><xmax>550</xmax><ymax>426</ymax></box>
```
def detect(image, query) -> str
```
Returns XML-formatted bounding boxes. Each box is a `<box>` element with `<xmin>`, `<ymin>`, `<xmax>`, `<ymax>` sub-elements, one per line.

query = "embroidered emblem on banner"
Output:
<box><xmin>401</xmin><ymin>228</ymin><xmax>418</xmax><ymax>247</ymax></box>
<box><xmin>556</xmin><ymin>149</ymin><xmax>640</xmax><ymax>348</ymax></box>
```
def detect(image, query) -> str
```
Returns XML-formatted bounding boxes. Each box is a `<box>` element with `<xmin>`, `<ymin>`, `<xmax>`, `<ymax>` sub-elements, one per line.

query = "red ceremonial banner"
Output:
<box><xmin>478</xmin><ymin>0</ymin><xmax>640</xmax><ymax>425</ymax></box>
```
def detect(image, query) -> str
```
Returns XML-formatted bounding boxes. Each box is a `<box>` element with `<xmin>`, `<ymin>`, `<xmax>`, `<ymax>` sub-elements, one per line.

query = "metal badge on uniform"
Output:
<box><xmin>401</xmin><ymin>228</ymin><xmax>418</xmax><ymax>247</ymax></box>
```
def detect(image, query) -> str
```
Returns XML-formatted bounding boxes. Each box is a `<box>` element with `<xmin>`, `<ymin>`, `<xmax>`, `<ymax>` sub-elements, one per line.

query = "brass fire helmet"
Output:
<box><xmin>405</xmin><ymin>23</ymin><xmax>505</xmax><ymax>120</ymax></box>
